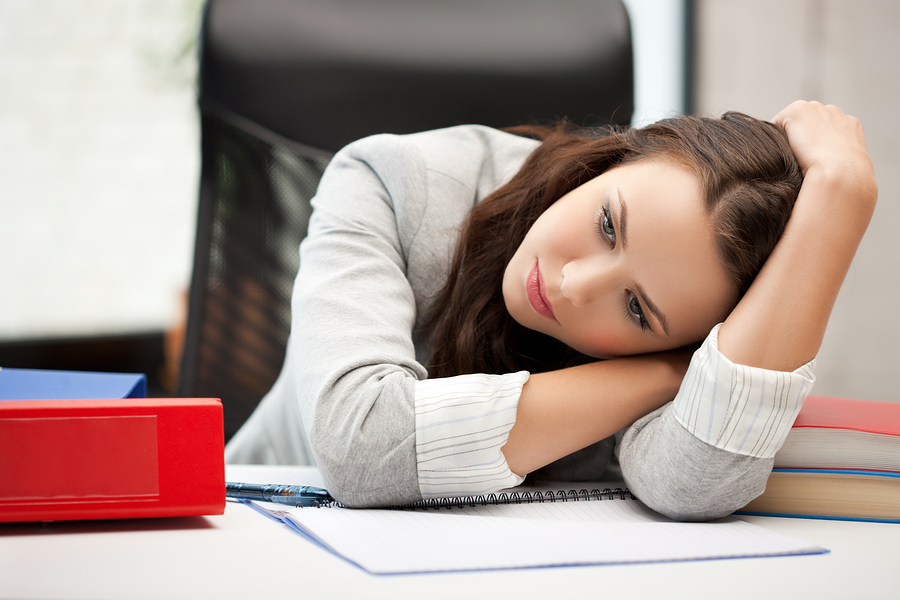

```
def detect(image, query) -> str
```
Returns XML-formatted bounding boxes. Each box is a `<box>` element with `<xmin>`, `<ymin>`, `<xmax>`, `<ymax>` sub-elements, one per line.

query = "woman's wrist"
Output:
<box><xmin>796</xmin><ymin>163</ymin><xmax>877</xmax><ymax>229</ymax></box>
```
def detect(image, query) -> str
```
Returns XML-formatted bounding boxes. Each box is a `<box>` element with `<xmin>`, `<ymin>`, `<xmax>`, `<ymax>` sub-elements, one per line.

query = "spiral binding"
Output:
<box><xmin>310</xmin><ymin>487</ymin><xmax>634</xmax><ymax>510</ymax></box>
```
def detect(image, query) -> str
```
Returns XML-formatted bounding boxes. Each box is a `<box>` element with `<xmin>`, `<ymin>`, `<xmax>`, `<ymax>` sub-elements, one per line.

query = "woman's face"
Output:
<box><xmin>503</xmin><ymin>159</ymin><xmax>734</xmax><ymax>359</ymax></box>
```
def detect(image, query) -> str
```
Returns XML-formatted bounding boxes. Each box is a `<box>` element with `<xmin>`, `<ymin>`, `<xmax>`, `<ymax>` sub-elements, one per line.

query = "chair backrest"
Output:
<box><xmin>180</xmin><ymin>0</ymin><xmax>635</xmax><ymax>443</ymax></box>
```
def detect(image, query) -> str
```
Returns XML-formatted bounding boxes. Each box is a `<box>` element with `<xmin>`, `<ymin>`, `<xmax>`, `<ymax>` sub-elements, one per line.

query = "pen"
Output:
<box><xmin>225</xmin><ymin>482</ymin><xmax>335</xmax><ymax>507</ymax></box>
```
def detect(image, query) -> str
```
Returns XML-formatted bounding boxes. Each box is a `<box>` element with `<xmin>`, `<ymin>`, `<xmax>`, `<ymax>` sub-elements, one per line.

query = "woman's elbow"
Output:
<box><xmin>308</xmin><ymin>424</ymin><xmax>420</xmax><ymax>508</ymax></box>
<box><xmin>638</xmin><ymin>472</ymin><xmax>768</xmax><ymax>522</ymax></box>
<box><xmin>622</xmin><ymin>449</ymin><xmax>773</xmax><ymax>522</ymax></box>
<box><xmin>619</xmin><ymin>418</ymin><xmax>775</xmax><ymax>521</ymax></box>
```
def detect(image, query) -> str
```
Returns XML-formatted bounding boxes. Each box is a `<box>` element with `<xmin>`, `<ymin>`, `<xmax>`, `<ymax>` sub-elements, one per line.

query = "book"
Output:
<box><xmin>226</xmin><ymin>465</ymin><xmax>826</xmax><ymax>574</ymax></box>
<box><xmin>0</xmin><ymin>397</ymin><xmax>226</xmax><ymax>522</ymax></box>
<box><xmin>739</xmin><ymin>468</ymin><xmax>900</xmax><ymax>523</ymax></box>
<box><xmin>773</xmin><ymin>395</ymin><xmax>900</xmax><ymax>472</ymax></box>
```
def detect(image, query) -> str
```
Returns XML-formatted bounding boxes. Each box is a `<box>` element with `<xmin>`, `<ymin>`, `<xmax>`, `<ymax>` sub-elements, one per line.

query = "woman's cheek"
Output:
<box><xmin>574</xmin><ymin>324</ymin><xmax>632</xmax><ymax>359</ymax></box>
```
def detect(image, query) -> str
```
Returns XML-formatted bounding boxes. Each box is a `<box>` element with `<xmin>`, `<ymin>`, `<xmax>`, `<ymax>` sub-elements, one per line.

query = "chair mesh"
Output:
<box><xmin>180</xmin><ymin>114</ymin><xmax>330</xmax><ymax>441</ymax></box>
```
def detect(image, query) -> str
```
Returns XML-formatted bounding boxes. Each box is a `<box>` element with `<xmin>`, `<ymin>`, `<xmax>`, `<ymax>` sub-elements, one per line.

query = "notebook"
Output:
<box><xmin>226</xmin><ymin>465</ymin><xmax>826</xmax><ymax>574</ymax></box>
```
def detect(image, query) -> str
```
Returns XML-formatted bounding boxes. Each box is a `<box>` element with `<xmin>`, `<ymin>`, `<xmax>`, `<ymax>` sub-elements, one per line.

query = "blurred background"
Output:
<box><xmin>0</xmin><ymin>0</ymin><xmax>897</xmax><ymax>403</ymax></box>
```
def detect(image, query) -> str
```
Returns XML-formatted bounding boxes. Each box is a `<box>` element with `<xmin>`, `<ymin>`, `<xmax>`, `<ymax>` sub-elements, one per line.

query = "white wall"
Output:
<box><xmin>622</xmin><ymin>0</ymin><xmax>689</xmax><ymax>125</ymax></box>
<box><xmin>0</xmin><ymin>0</ymin><xmax>202</xmax><ymax>340</ymax></box>
<box><xmin>695</xmin><ymin>0</ymin><xmax>900</xmax><ymax>403</ymax></box>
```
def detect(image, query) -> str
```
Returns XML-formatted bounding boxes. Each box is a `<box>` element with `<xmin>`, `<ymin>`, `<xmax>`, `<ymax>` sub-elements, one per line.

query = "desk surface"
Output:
<box><xmin>1</xmin><ymin>474</ymin><xmax>897</xmax><ymax>600</ymax></box>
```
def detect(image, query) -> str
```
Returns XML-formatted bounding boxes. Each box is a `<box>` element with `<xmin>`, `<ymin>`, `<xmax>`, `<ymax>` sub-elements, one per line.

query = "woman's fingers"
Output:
<box><xmin>773</xmin><ymin>101</ymin><xmax>875</xmax><ymax>198</ymax></box>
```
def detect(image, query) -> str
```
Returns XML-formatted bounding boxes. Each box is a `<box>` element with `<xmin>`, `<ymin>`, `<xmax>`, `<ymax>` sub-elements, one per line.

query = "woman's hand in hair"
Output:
<box><xmin>773</xmin><ymin>100</ymin><xmax>877</xmax><ymax>206</ymax></box>
<box><xmin>716</xmin><ymin>101</ymin><xmax>877</xmax><ymax>372</ymax></box>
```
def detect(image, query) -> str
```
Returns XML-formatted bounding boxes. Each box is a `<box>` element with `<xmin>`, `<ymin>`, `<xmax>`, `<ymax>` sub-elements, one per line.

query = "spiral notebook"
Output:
<box><xmin>226</xmin><ymin>465</ymin><xmax>826</xmax><ymax>574</ymax></box>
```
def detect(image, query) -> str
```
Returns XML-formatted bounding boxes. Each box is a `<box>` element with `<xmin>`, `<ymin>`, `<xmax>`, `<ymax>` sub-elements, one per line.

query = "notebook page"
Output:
<box><xmin>284</xmin><ymin>504</ymin><xmax>826</xmax><ymax>574</ymax></box>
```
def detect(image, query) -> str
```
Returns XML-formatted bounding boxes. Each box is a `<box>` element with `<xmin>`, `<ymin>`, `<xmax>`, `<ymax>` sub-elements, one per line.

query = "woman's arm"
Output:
<box><xmin>717</xmin><ymin>101</ymin><xmax>877</xmax><ymax>369</ymax></box>
<box><xmin>298</xmin><ymin>127</ymin><xmax>689</xmax><ymax>505</ymax></box>
<box><xmin>503</xmin><ymin>349</ymin><xmax>691</xmax><ymax>477</ymax></box>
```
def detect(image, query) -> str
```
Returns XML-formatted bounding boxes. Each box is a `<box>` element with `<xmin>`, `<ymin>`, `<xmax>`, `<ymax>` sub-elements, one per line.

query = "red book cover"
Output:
<box><xmin>0</xmin><ymin>397</ymin><xmax>225</xmax><ymax>522</ymax></box>
<box><xmin>793</xmin><ymin>396</ymin><xmax>900</xmax><ymax>436</ymax></box>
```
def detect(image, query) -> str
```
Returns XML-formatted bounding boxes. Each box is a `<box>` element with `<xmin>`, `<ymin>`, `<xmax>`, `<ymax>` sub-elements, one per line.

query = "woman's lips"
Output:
<box><xmin>527</xmin><ymin>260</ymin><xmax>557</xmax><ymax>321</ymax></box>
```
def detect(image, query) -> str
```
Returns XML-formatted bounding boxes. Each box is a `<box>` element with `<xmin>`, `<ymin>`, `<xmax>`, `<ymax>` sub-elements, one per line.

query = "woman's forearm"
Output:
<box><xmin>502</xmin><ymin>349</ymin><xmax>691</xmax><ymax>476</ymax></box>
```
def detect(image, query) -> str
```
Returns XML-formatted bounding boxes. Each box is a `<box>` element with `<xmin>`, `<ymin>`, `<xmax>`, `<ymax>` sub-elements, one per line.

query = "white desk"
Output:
<box><xmin>2</xmin><ymin>475</ymin><xmax>897</xmax><ymax>600</ymax></box>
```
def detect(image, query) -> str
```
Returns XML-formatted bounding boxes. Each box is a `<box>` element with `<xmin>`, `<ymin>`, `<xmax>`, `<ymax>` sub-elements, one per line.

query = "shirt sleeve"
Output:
<box><xmin>414</xmin><ymin>372</ymin><xmax>528</xmax><ymax>499</ymax></box>
<box><xmin>672</xmin><ymin>323</ymin><xmax>816</xmax><ymax>458</ymax></box>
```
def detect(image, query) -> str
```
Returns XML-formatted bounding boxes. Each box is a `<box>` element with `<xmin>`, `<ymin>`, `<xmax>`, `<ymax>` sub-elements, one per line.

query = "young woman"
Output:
<box><xmin>225</xmin><ymin>100</ymin><xmax>877</xmax><ymax>520</ymax></box>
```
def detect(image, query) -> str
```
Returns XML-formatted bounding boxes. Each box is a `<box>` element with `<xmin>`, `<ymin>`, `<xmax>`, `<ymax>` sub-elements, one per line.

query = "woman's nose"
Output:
<box><xmin>560</xmin><ymin>259</ymin><xmax>613</xmax><ymax>307</ymax></box>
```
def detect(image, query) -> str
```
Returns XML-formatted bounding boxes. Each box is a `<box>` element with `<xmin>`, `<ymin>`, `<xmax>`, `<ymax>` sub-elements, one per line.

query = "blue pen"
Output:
<box><xmin>225</xmin><ymin>482</ymin><xmax>335</xmax><ymax>507</ymax></box>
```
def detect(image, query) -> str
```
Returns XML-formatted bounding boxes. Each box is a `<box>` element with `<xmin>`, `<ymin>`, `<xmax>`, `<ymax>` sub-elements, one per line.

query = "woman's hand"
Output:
<box><xmin>773</xmin><ymin>100</ymin><xmax>877</xmax><ymax>201</ymax></box>
<box><xmin>717</xmin><ymin>101</ymin><xmax>877</xmax><ymax>371</ymax></box>
<box><xmin>772</xmin><ymin>101</ymin><xmax>877</xmax><ymax>275</ymax></box>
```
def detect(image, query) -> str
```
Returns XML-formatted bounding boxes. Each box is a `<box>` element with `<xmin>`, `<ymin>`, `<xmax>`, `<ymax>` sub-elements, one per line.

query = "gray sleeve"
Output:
<box><xmin>290</xmin><ymin>127</ymin><xmax>535</xmax><ymax>508</ymax></box>
<box><xmin>290</xmin><ymin>135</ymin><xmax>427</xmax><ymax>507</ymax></box>
<box><xmin>616</xmin><ymin>404</ymin><xmax>773</xmax><ymax>521</ymax></box>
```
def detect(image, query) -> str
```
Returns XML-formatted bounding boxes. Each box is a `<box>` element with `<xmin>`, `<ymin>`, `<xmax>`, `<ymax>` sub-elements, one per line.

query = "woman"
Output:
<box><xmin>225</xmin><ymin>101</ymin><xmax>876</xmax><ymax>520</ymax></box>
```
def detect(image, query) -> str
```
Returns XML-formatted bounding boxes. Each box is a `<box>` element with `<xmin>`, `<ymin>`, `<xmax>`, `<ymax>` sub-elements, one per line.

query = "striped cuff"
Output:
<box><xmin>414</xmin><ymin>372</ymin><xmax>529</xmax><ymax>498</ymax></box>
<box><xmin>673</xmin><ymin>324</ymin><xmax>816</xmax><ymax>459</ymax></box>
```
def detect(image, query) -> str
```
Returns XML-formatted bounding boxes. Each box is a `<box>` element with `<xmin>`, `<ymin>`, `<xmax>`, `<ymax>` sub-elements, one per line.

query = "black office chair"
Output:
<box><xmin>180</xmin><ymin>0</ymin><xmax>635</xmax><ymax>443</ymax></box>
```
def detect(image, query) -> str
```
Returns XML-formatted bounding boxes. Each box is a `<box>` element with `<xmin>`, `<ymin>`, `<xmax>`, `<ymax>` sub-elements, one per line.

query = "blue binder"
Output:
<box><xmin>0</xmin><ymin>367</ymin><xmax>147</xmax><ymax>400</ymax></box>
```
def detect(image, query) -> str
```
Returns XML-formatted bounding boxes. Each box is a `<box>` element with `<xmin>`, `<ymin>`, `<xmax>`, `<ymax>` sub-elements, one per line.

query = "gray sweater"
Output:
<box><xmin>225</xmin><ymin>125</ymin><xmax>815</xmax><ymax>520</ymax></box>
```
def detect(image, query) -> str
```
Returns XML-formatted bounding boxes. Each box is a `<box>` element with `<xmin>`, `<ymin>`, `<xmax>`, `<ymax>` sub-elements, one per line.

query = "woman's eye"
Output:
<box><xmin>598</xmin><ymin>206</ymin><xmax>616</xmax><ymax>245</ymax></box>
<box><xmin>628</xmin><ymin>293</ymin><xmax>649</xmax><ymax>330</ymax></box>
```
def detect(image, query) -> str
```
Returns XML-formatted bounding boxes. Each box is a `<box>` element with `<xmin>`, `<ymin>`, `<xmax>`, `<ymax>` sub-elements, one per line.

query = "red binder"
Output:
<box><xmin>0</xmin><ymin>397</ymin><xmax>225</xmax><ymax>522</ymax></box>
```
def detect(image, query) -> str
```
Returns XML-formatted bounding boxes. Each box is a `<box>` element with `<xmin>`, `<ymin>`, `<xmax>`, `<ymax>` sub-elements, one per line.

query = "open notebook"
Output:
<box><xmin>226</xmin><ymin>465</ymin><xmax>826</xmax><ymax>574</ymax></box>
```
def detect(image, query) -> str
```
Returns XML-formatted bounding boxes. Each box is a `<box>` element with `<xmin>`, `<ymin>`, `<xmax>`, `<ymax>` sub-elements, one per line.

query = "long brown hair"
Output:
<box><xmin>424</xmin><ymin>112</ymin><xmax>802</xmax><ymax>378</ymax></box>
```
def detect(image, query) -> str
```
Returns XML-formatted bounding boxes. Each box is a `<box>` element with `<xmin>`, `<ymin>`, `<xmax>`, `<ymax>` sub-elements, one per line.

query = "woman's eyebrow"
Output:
<box><xmin>616</xmin><ymin>188</ymin><xmax>628</xmax><ymax>249</ymax></box>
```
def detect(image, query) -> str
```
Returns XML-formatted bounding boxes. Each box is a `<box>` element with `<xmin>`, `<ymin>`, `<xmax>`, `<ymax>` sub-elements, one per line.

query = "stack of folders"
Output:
<box><xmin>739</xmin><ymin>396</ymin><xmax>900</xmax><ymax>523</ymax></box>
<box><xmin>0</xmin><ymin>368</ymin><xmax>225</xmax><ymax>523</ymax></box>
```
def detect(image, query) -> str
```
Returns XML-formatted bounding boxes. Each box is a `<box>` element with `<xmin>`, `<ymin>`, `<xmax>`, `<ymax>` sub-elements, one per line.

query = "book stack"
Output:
<box><xmin>739</xmin><ymin>395</ymin><xmax>900</xmax><ymax>523</ymax></box>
